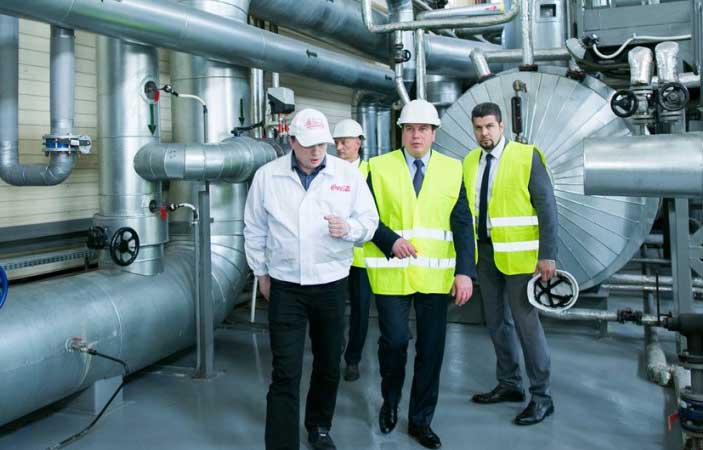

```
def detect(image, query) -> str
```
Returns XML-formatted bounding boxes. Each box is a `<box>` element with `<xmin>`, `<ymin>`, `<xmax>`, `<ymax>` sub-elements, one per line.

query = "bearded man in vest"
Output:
<box><xmin>464</xmin><ymin>102</ymin><xmax>558</xmax><ymax>426</ymax></box>
<box><xmin>364</xmin><ymin>99</ymin><xmax>476</xmax><ymax>449</ymax></box>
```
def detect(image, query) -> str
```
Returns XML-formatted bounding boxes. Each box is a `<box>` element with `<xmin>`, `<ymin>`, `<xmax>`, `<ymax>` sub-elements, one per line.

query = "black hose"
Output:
<box><xmin>232</xmin><ymin>120</ymin><xmax>265</xmax><ymax>134</ymax></box>
<box><xmin>45</xmin><ymin>350</ymin><xmax>130</xmax><ymax>450</ymax></box>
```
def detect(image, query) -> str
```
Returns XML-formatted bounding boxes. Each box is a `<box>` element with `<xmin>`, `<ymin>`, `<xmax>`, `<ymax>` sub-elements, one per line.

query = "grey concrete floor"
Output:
<box><xmin>0</xmin><ymin>296</ymin><xmax>684</xmax><ymax>450</ymax></box>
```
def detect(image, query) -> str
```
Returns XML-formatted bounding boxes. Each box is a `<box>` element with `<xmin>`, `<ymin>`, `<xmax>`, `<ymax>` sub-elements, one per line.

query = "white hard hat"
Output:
<box><xmin>527</xmin><ymin>270</ymin><xmax>579</xmax><ymax>313</ymax></box>
<box><xmin>289</xmin><ymin>108</ymin><xmax>334</xmax><ymax>146</ymax></box>
<box><xmin>333</xmin><ymin>119</ymin><xmax>365</xmax><ymax>139</ymax></box>
<box><xmin>397</xmin><ymin>99</ymin><xmax>441</xmax><ymax>127</ymax></box>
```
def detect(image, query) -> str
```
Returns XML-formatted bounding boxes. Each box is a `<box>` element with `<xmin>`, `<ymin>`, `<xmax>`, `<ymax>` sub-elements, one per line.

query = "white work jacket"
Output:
<box><xmin>244</xmin><ymin>152</ymin><xmax>379</xmax><ymax>285</ymax></box>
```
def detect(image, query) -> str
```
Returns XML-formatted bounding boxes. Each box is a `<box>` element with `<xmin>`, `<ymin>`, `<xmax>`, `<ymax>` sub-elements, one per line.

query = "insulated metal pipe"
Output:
<box><xmin>483</xmin><ymin>46</ymin><xmax>570</xmax><ymax>63</ymax></box>
<box><xmin>470</xmin><ymin>50</ymin><xmax>493</xmax><ymax>79</ymax></box>
<box><xmin>415</xmin><ymin>29</ymin><xmax>427</xmax><ymax>100</ymax></box>
<box><xmin>0</xmin><ymin>0</ymin><xmax>395</xmax><ymax>94</ymax></box>
<box><xmin>629</xmin><ymin>46</ymin><xmax>654</xmax><ymax>86</ymax></box>
<box><xmin>250</xmin><ymin>0</ymin><xmax>390</xmax><ymax>61</ymax></box>
<box><xmin>655</xmin><ymin>41</ymin><xmax>680</xmax><ymax>84</ymax></box>
<box><xmin>361</xmin><ymin>0</ymin><xmax>521</xmax><ymax>32</ymax></box>
<box><xmin>539</xmin><ymin>308</ymin><xmax>660</xmax><ymax>325</ymax></box>
<box><xmin>0</xmin><ymin>17</ymin><xmax>77</xmax><ymax>186</ymax></box>
<box><xmin>416</xmin><ymin>4</ymin><xmax>504</xmax><ymax>20</ymax></box>
<box><xmin>609</xmin><ymin>273</ymin><xmax>703</xmax><ymax>288</ymax></box>
<box><xmin>520</xmin><ymin>0</ymin><xmax>534</xmax><ymax>66</ymax></box>
<box><xmin>134</xmin><ymin>137</ymin><xmax>278</xmax><ymax>183</ymax></box>
<box><xmin>583</xmin><ymin>133</ymin><xmax>703</xmax><ymax>197</ymax></box>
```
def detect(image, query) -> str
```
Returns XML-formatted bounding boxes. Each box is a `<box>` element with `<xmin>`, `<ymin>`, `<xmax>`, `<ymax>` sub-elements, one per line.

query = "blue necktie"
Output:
<box><xmin>478</xmin><ymin>153</ymin><xmax>493</xmax><ymax>241</ymax></box>
<box><xmin>412</xmin><ymin>159</ymin><xmax>424</xmax><ymax>195</ymax></box>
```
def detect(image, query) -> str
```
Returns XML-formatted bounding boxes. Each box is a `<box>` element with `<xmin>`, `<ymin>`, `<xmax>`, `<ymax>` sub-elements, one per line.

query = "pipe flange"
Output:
<box><xmin>43</xmin><ymin>133</ymin><xmax>92</xmax><ymax>154</ymax></box>
<box><xmin>679</xmin><ymin>352</ymin><xmax>703</xmax><ymax>369</ymax></box>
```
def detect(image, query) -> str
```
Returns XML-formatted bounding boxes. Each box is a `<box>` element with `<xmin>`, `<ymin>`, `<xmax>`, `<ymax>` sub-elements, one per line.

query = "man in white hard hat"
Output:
<box><xmin>332</xmin><ymin>118</ymin><xmax>374</xmax><ymax>383</ymax></box>
<box><xmin>464</xmin><ymin>102</ymin><xmax>558</xmax><ymax>426</ymax></box>
<box><xmin>363</xmin><ymin>99</ymin><xmax>476</xmax><ymax>449</ymax></box>
<box><xmin>244</xmin><ymin>108</ymin><xmax>379</xmax><ymax>450</ymax></box>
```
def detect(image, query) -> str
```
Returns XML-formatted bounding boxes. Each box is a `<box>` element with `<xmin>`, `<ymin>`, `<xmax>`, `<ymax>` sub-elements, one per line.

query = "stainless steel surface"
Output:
<box><xmin>389</xmin><ymin>0</ymin><xmax>415</xmax><ymax>85</ymax></box>
<box><xmin>377</xmin><ymin>104</ymin><xmax>393</xmax><ymax>155</ymax></box>
<box><xmin>415</xmin><ymin>29</ymin><xmax>427</xmax><ymax>100</ymax></box>
<box><xmin>250</xmin><ymin>0</ymin><xmax>390</xmax><ymax>61</ymax></box>
<box><xmin>608</xmin><ymin>273</ymin><xmax>703</xmax><ymax>288</ymax></box>
<box><xmin>540</xmin><ymin>307</ymin><xmax>660</xmax><ymax>325</ymax></box>
<box><xmin>505</xmin><ymin>0</ymin><xmax>566</xmax><ymax>54</ymax></box>
<box><xmin>629</xmin><ymin>46</ymin><xmax>654</xmax><ymax>86</ymax></box>
<box><xmin>584</xmin><ymin>133</ymin><xmax>703</xmax><ymax>197</ymax></box>
<box><xmin>426</xmin><ymin>74</ymin><xmax>463</xmax><ymax>117</ymax></box>
<box><xmin>655</xmin><ymin>41</ymin><xmax>680</xmax><ymax>83</ymax></box>
<box><xmin>361</xmin><ymin>0</ymin><xmax>521</xmax><ymax>32</ymax></box>
<box><xmin>434</xmin><ymin>68</ymin><xmax>659</xmax><ymax>290</ymax></box>
<box><xmin>195</xmin><ymin>184</ymin><xmax>214</xmax><ymax>378</ymax></box>
<box><xmin>0</xmin><ymin>17</ymin><xmax>77</xmax><ymax>186</ymax></box>
<box><xmin>355</xmin><ymin>94</ymin><xmax>378</xmax><ymax>159</ymax></box>
<box><xmin>416</xmin><ymin>4</ymin><xmax>504</xmax><ymax>20</ymax></box>
<box><xmin>425</xmin><ymin>35</ymin><xmax>501</xmax><ymax>78</ymax></box>
<box><xmin>652</xmin><ymin>72</ymin><xmax>700</xmax><ymax>89</ymax></box>
<box><xmin>250</xmin><ymin>68</ymin><xmax>265</xmax><ymax>139</ymax></box>
<box><xmin>0</xmin><ymin>0</ymin><xmax>395</xmax><ymax>94</ymax></box>
<box><xmin>93</xmin><ymin>37</ymin><xmax>166</xmax><ymax>276</ymax></box>
<box><xmin>134</xmin><ymin>137</ymin><xmax>278</xmax><ymax>183</ymax></box>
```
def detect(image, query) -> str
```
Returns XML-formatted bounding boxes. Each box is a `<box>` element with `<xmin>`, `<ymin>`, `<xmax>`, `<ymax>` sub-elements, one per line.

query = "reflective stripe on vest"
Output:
<box><xmin>352</xmin><ymin>160</ymin><xmax>370</xmax><ymax>268</ymax></box>
<box><xmin>364</xmin><ymin>149</ymin><xmax>462</xmax><ymax>295</ymax></box>
<box><xmin>463</xmin><ymin>141</ymin><xmax>546</xmax><ymax>275</ymax></box>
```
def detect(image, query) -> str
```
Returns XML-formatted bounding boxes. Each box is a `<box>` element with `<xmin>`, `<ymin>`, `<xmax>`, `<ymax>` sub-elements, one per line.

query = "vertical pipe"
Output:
<box><xmin>94</xmin><ymin>37</ymin><xmax>166</xmax><ymax>275</ymax></box>
<box><xmin>250</xmin><ymin>67</ymin><xmax>265</xmax><ymax>139</ymax></box>
<box><xmin>0</xmin><ymin>15</ymin><xmax>19</xmax><ymax>182</ymax></box>
<box><xmin>376</xmin><ymin>104</ymin><xmax>392</xmax><ymax>155</ymax></box>
<box><xmin>415</xmin><ymin>29</ymin><xmax>427</xmax><ymax>100</ymax></box>
<box><xmin>50</xmin><ymin>26</ymin><xmax>75</xmax><ymax>136</ymax></box>
<box><xmin>194</xmin><ymin>183</ymin><xmax>214</xmax><ymax>378</ymax></box>
<box><xmin>521</xmin><ymin>0</ymin><xmax>535</xmax><ymax>66</ymax></box>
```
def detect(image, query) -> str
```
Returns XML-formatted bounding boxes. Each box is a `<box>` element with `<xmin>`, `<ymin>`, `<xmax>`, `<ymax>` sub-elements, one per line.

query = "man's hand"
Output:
<box><xmin>391</xmin><ymin>238</ymin><xmax>417</xmax><ymax>259</ymax></box>
<box><xmin>534</xmin><ymin>259</ymin><xmax>556</xmax><ymax>282</ymax></box>
<box><xmin>451</xmin><ymin>274</ymin><xmax>474</xmax><ymax>306</ymax></box>
<box><xmin>324</xmin><ymin>215</ymin><xmax>351</xmax><ymax>238</ymax></box>
<box><xmin>258</xmin><ymin>275</ymin><xmax>271</xmax><ymax>301</ymax></box>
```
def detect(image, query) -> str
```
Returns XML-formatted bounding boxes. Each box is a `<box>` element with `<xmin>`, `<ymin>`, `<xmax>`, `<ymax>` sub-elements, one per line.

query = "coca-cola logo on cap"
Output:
<box><xmin>305</xmin><ymin>117</ymin><xmax>325</xmax><ymax>130</ymax></box>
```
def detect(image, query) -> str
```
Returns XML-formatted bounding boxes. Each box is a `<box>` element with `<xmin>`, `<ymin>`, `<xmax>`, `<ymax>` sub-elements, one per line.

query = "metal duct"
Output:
<box><xmin>520</xmin><ymin>0</ymin><xmax>534</xmax><ymax>66</ymax></box>
<box><xmin>417</xmin><ymin>4</ymin><xmax>504</xmax><ymax>20</ymax></box>
<box><xmin>584</xmin><ymin>133</ymin><xmax>703</xmax><ymax>197</ymax></box>
<box><xmin>250</xmin><ymin>0</ymin><xmax>390</xmax><ymax>61</ymax></box>
<box><xmin>655</xmin><ymin>42</ymin><xmax>680</xmax><ymax>83</ymax></box>
<box><xmin>426</xmin><ymin>74</ymin><xmax>463</xmax><ymax>117</ymax></box>
<box><xmin>425</xmin><ymin>35</ymin><xmax>501</xmax><ymax>78</ymax></box>
<box><xmin>377</xmin><ymin>104</ymin><xmax>393</xmax><ymax>155</ymax></box>
<box><xmin>470</xmin><ymin>50</ymin><xmax>493</xmax><ymax>79</ymax></box>
<box><xmin>0</xmin><ymin>240</ymin><xmax>243</xmax><ymax>427</ymax></box>
<box><xmin>92</xmin><ymin>38</ymin><xmax>167</xmax><ymax>276</ymax></box>
<box><xmin>354</xmin><ymin>95</ymin><xmax>379</xmax><ymax>159</ymax></box>
<box><xmin>0</xmin><ymin>0</ymin><xmax>395</xmax><ymax>94</ymax></box>
<box><xmin>135</xmin><ymin>137</ymin><xmax>277</xmax><ymax>183</ymax></box>
<box><xmin>434</xmin><ymin>67</ymin><xmax>659</xmax><ymax>290</ymax></box>
<box><xmin>483</xmin><ymin>46</ymin><xmax>570</xmax><ymax>63</ymax></box>
<box><xmin>629</xmin><ymin>46</ymin><xmax>654</xmax><ymax>86</ymax></box>
<box><xmin>0</xmin><ymin>16</ymin><xmax>77</xmax><ymax>186</ymax></box>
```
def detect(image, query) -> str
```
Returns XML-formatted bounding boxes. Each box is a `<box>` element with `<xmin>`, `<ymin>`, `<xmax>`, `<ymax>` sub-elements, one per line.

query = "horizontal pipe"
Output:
<box><xmin>608</xmin><ymin>273</ymin><xmax>703</xmax><ymax>288</ymax></box>
<box><xmin>362</xmin><ymin>0</ymin><xmax>520</xmax><ymax>32</ymax></box>
<box><xmin>425</xmin><ymin>35</ymin><xmax>502</xmax><ymax>77</ymax></box>
<box><xmin>603</xmin><ymin>284</ymin><xmax>703</xmax><ymax>294</ymax></box>
<box><xmin>250</xmin><ymin>0</ymin><xmax>390</xmax><ymax>61</ymax></box>
<box><xmin>629</xmin><ymin>257</ymin><xmax>671</xmax><ymax>265</ymax></box>
<box><xmin>134</xmin><ymin>137</ymin><xmax>278</xmax><ymax>183</ymax></box>
<box><xmin>540</xmin><ymin>307</ymin><xmax>660</xmax><ymax>325</ymax></box>
<box><xmin>484</xmin><ymin>47</ymin><xmax>571</xmax><ymax>64</ymax></box>
<box><xmin>652</xmin><ymin>72</ymin><xmax>700</xmax><ymax>89</ymax></box>
<box><xmin>584</xmin><ymin>133</ymin><xmax>703</xmax><ymax>197</ymax></box>
<box><xmin>0</xmin><ymin>0</ymin><xmax>395</xmax><ymax>93</ymax></box>
<box><xmin>416</xmin><ymin>4</ymin><xmax>503</xmax><ymax>20</ymax></box>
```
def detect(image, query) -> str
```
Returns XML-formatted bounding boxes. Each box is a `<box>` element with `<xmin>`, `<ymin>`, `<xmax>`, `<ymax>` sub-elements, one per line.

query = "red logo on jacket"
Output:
<box><xmin>331</xmin><ymin>184</ymin><xmax>351</xmax><ymax>192</ymax></box>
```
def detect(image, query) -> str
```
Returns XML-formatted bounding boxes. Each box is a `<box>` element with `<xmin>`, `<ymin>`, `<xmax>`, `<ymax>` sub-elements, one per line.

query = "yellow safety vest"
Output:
<box><xmin>352</xmin><ymin>160</ymin><xmax>369</xmax><ymax>268</ymax></box>
<box><xmin>463</xmin><ymin>141</ymin><xmax>546</xmax><ymax>275</ymax></box>
<box><xmin>364</xmin><ymin>149</ymin><xmax>462</xmax><ymax>295</ymax></box>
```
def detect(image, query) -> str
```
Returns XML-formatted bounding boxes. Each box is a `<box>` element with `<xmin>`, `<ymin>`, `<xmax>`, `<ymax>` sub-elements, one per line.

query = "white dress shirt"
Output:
<box><xmin>474</xmin><ymin>136</ymin><xmax>506</xmax><ymax>238</ymax></box>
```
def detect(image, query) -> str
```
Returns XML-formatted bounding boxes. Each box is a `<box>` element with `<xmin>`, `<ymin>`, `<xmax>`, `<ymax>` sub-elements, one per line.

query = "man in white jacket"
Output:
<box><xmin>244</xmin><ymin>108</ymin><xmax>379</xmax><ymax>450</ymax></box>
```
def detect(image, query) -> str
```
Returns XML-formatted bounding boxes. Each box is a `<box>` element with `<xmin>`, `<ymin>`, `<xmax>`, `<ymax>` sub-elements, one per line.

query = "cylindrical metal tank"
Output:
<box><xmin>434</xmin><ymin>67</ymin><xmax>659</xmax><ymax>290</ymax></box>
<box><xmin>503</xmin><ymin>0</ymin><xmax>567</xmax><ymax>51</ymax></box>
<box><xmin>426</xmin><ymin>74</ymin><xmax>463</xmax><ymax>117</ymax></box>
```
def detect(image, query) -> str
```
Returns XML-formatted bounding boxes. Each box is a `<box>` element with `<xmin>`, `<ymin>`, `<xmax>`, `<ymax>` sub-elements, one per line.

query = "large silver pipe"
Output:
<box><xmin>484</xmin><ymin>46</ymin><xmax>570</xmax><ymax>63</ymax></box>
<box><xmin>0</xmin><ymin>17</ymin><xmax>77</xmax><ymax>186</ymax></box>
<box><xmin>584</xmin><ymin>133</ymin><xmax>703</xmax><ymax>197</ymax></box>
<box><xmin>250</xmin><ymin>0</ymin><xmax>390</xmax><ymax>61</ymax></box>
<box><xmin>540</xmin><ymin>308</ymin><xmax>660</xmax><ymax>325</ymax></box>
<box><xmin>416</xmin><ymin>4</ymin><xmax>504</xmax><ymax>20</ymax></box>
<box><xmin>134</xmin><ymin>137</ymin><xmax>277</xmax><ymax>183</ymax></box>
<box><xmin>377</xmin><ymin>104</ymin><xmax>393</xmax><ymax>155</ymax></box>
<box><xmin>0</xmin><ymin>0</ymin><xmax>395</xmax><ymax>94</ymax></box>
<box><xmin>361</xmin><ymin>0</ymin><xmax>521</xmax><ymax>32</ymax></box>
<box><xmin>92</xmin><ymin>37</ymin><xmax>167</xmax><ymax>276</ymax></box>
<box><xmin>425</xmin><ymin>35</ymin><xmax>501</xmax><ymax>78</ymax></box>
<box><xmin>250</xmin><ymin>67</ymin><xmax>265</xmax><ymax>139</ymax></box>
<box><xmin>470</xmin><ymin>50</ymin><xmax>493</xmax><ymax>79</ymax></box>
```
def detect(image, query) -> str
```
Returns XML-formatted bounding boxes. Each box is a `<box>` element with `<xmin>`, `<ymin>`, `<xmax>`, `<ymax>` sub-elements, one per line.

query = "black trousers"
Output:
<box><xmin>265</xmin><ymin>277</ymin><xmax>347</xmax><ymax>450</ymax></box>
<box><xmin>375</xmin><ymin>293</ymin><xmax>449</xmax><ymax>427</ymax></box>
<box><xmin>344</xmin><ymin>266</ymin><xmax>373</xmax><ymax>365</ymax></box>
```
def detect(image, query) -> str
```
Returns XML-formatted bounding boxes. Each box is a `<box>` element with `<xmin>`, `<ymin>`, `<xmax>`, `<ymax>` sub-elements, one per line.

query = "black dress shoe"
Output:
<box><xmin>344</xmin><ymin>363</ymin><xmax>360</xmax><ymax>382</ymax></box>
<box><xmin>514</xmin><ymin>400</ymin><xmax>554</xmax><ymax>426</ymax></box>
<box><xmin>307</xmin><ymin>427</ymin><xmax>337</xmax><ymax>450</ymax></box>
<box><xmin>471</xmin><ymin>385</ymin><xmax>525</xmax><ymax>404</ymax></box>
<box><xmin>408</xmin><ymin>424</ymin><xmax>442</xmax><ymax>449</ymax></box>
<box><xmin>378</xmin><ymin>402</ymin><xmax>398</xmax><ymax>434</ymax></box>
